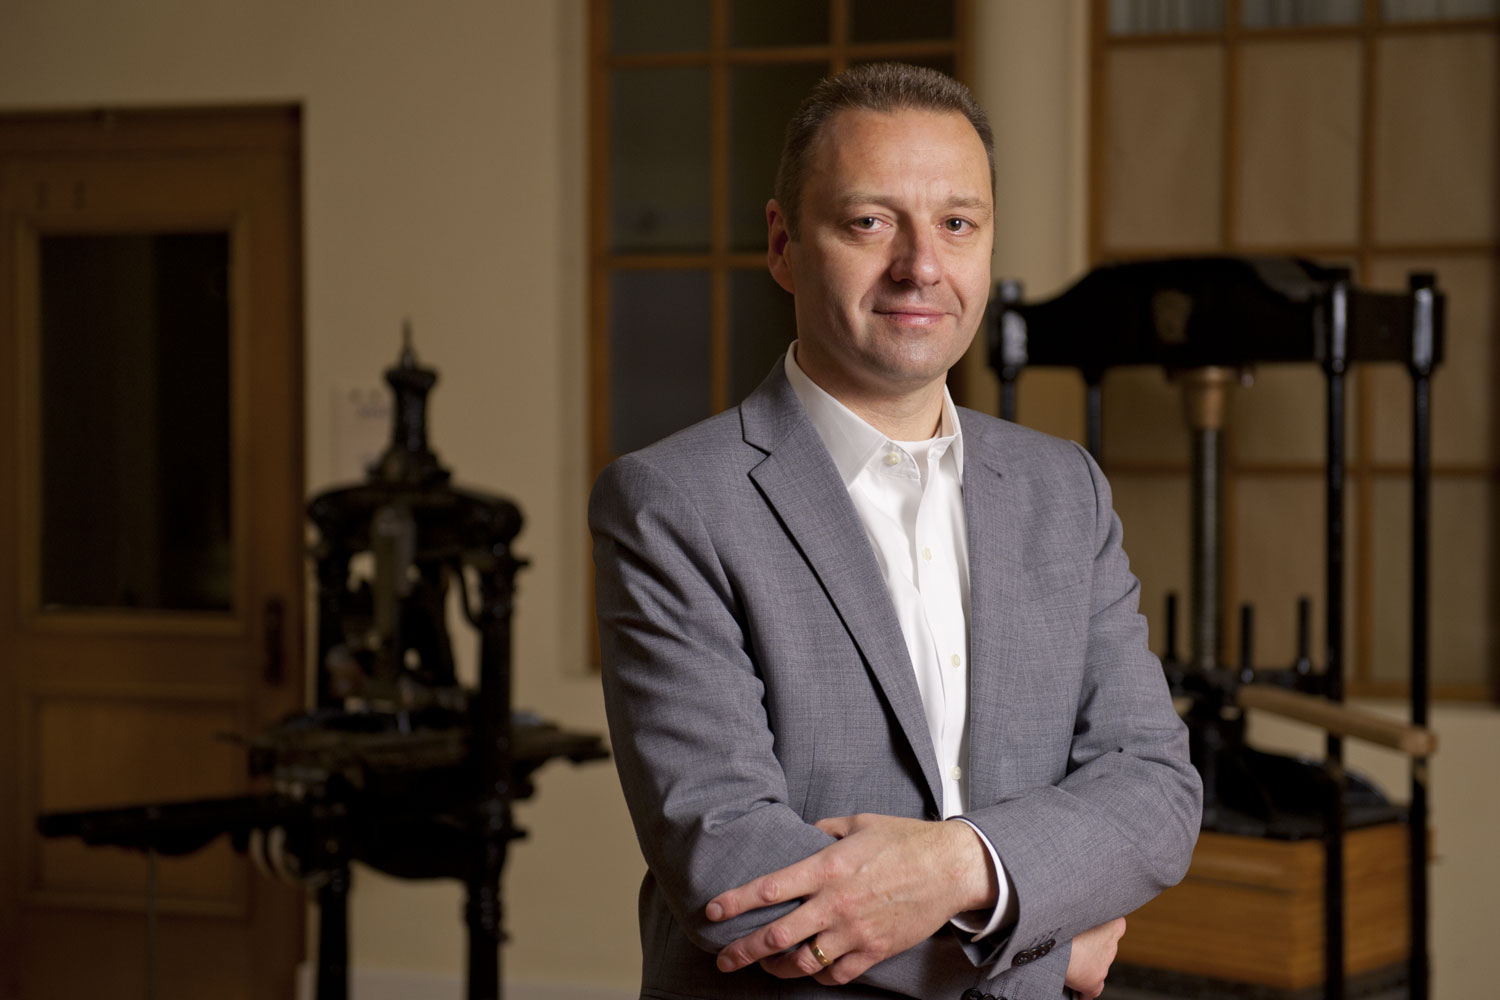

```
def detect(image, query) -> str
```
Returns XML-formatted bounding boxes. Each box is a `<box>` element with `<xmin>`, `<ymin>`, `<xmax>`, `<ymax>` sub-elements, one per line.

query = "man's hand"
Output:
<box><xmin>705</xmin><ymin>814</ymin><xmax>996</xmax><ymax>985</ymax></box>
<box><xmin>1064</xmin><ymin>917</ymin><xmax>1125</xmax><ymax>999</ymax></box>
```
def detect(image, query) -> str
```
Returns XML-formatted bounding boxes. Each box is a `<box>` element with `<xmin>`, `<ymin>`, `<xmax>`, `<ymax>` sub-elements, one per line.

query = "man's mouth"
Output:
<box><xmin>873</xmin><ymin>307</ymin><xmax>947</xmax><ymax>326</ymax></box>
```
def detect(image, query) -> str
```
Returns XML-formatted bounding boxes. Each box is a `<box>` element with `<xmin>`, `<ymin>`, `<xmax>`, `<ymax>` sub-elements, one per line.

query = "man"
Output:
<box><xmin>591</xmin><ymin>63</ymin><xmax>1200</xmax><ymax>1000</ymax></box>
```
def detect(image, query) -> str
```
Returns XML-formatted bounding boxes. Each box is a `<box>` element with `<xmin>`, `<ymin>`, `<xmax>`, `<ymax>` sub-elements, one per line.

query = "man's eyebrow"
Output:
<box><xmin>835</xmin><ymin>193</ymin><xmax>993</xmax><ymax>215</ymax></box>
<box><xmin>943</xmin><ymin>195</ymin><xmax>994</xmax><ymax>214</ymax></box>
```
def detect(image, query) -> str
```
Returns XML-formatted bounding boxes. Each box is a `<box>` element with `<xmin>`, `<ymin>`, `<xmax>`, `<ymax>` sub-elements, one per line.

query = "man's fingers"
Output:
<box><xmin>756</xmin><ymin>937</ymin><xmax>871</xmax><ymax>987</ymax></box>
<box><xmin>814</xmin><ymin>814</ymin><xmax>854</xmax><ymax>839</ymax></box>
<box><xmin>715</xmin><ymin>908</ymin><xmax>825</xmax><ymax>972</ymax></box>
<box><xmin>1065</xmin><ymin>916</ymin><xmax>1129</xmax><ymax>998</ymax></box>
<box><xmin>706</xmin><ymin>815</ymin><xmax>862</xmax><ymax>922</ymax></box>
<box><xmin>758</xmin><ymin>936</ymin><xmax>839</xmax><ymax>980</ymax></box>
<box><xmin>706</xmin><ymin>859</ymin><xmax>818</xmax><ymax>922</ymax></box>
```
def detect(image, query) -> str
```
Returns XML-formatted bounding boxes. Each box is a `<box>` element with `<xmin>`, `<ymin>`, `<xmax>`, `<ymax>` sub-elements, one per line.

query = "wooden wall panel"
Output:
<box><xmin>1374</xmin><ymin>33</ymin><xmax>1497</xmax><ymax>243</ymax></box>
<box><xmin>1104</xmin><ymin>45</ymin><xmax>1226</xmax><ymax>249</ymax></box>
<box><xmin>1231</xmin><ymin>475</ymin><xmax>1359</xmax><ymax>669</ymax></box>
<box><xmin>1370</xmin><ymin>477</ymin><xmax>1495</xmax><ymax>687</ymax></box>
<box><xmin>1101</xmin><ymin>367</ymin><xmax>1192</xmax><ymax>465</ymax></box>
<box><xmin>1237</xmin><ymin>39</ymin><xmax>1362</xmax><ymax>247</ymax></box>
<box><xmin>1231</xmin><ymin>366</ymin><xmax>1333</xmax><ymax>465</ymax></box>
<box><xmin>1109</xmin><ymin>473</ymin><xmax>1192</xmax><ymax>659</ymax></box>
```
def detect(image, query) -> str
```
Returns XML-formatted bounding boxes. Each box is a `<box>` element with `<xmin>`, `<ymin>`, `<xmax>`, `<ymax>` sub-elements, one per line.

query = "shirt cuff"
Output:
<box><xmin>948</xmin><ymin>817</ymin><xmax>1018</xmax><ymax>940</ymax></box>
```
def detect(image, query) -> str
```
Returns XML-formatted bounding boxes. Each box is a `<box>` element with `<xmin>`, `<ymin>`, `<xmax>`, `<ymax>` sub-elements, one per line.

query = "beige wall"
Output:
<box><xmin>1</xmin><ymin>1</ymin><xmax>1493</xmax><ymax>997</ymax></box>
<box><xmin>0</xmin><ymin>0</ymin><xmax>641</xmax><ymax>992</ymax></box>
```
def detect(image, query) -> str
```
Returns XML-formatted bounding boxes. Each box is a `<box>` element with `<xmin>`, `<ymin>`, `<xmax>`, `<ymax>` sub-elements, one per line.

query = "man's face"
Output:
<box><xmin>767</xmin><ymin>107</ymin><xmax>994</xmax><ymax>407</ymax></box>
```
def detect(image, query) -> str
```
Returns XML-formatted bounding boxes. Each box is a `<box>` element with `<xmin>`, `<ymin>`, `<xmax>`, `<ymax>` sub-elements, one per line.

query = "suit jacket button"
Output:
<box><xmin>1010</xmin><ymin>953</ymin><xmax>1028</xmax><ymax>967</ymax></box>
<box><xmin>982</xmin><ymin>994</ymin><xmax>997</xmax><ymax>1000</ymax></box>
<box><xmin>961</xmin><ymin>990</ymin><xmax>984</xmax><ymax>1000</ymax></box>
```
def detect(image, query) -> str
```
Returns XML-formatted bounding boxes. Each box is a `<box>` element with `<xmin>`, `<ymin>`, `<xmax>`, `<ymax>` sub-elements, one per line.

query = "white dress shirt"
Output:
<box><xmin>784</xmin><ymin>345</ymin><xmax>1016</xmax><ymax>939</ymax></box>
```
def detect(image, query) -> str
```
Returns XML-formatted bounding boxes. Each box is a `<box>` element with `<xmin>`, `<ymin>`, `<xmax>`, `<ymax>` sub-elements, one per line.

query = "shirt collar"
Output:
<box><xmin>783</xmin><ymin>343</ymin><xmax>965</xmax><ymax>488</ymax></box>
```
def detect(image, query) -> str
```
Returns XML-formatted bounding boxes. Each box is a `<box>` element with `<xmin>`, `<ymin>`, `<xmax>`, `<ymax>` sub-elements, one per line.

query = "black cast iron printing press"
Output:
<box><xmin>991</xmin><ymin>257</ymin><xmax>1441</xmax><ymax>1000</ymax></box>
<box><xmin>39</xmin><ymin>331</ymin><xmax>607</xmax><ymax>1000</ymax></box>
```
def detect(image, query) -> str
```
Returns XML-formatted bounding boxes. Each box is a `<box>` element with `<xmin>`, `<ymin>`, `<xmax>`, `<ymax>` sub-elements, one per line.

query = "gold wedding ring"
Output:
<box><xmin>810</xmin><ymin>939</ymin><xmax>834</xmax><ymax>968</ymax></box>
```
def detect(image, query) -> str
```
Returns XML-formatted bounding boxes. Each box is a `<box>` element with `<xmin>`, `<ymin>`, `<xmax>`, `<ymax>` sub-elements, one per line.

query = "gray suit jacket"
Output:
<box><xmin>590</xmin><ymin>364</ymin><xmax>1201</xmax><ymax>1000</ymax></box>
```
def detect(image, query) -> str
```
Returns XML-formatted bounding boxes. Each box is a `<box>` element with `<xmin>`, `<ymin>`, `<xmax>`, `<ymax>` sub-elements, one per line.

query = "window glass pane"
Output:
<box><xmin>611</xmin><ymin>0</ymin><xmax>710</xmax><ymax>52</ymax></box>
<box><xmin>730</xmin><ymin>63</ymin><xmax>829</xmax><ymax>251</ymax></box>
<box><xmin>1109</xmin><ymin>0</ymin><xmax>1227</xmax><ymax>33</ymax></box>
<box><xmin>611</xmin><ymin>67</ymin><xmax>712</xmax><ymax>253</ymax></box>
<box><xmin>729</xmin><ymin>269</ymin><xmax>796</xmax><ymax>404</ymax></box>
<box><xmin>730</xmin><ymin>0</ymin><xmax>831</xmax><ymax>46</ymax></box>
<box><xmin>849</xmin><ymin>0</ymin><xmax>955</xmax><ymax>42</ymax></box>
<box><xmin>40</xmin><ymin>232</ymin><xmax>232</xmax><ymax>612</ymax></box>
<box><xmin>610</xmin><ymin>269</ymin><xmax>712</xmax><ymax>454</ymax></box>
<box><xmin>1382</xmin><ymin>0</ymin><xmax>1499</xmax><ymax>20</ymax></box>
<box><xmin>1241</xmin><ymin>0</ymin><xmax>1362</xmax><ymax>27</ymax></box>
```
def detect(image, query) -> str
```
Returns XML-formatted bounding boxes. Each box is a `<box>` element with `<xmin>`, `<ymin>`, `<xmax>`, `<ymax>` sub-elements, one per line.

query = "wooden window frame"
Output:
<box><xmin>587</xmin><ymin>0</ymin><xmax>972</xmax><ymax>481</ymax></box>
<box><xmin>1088</xmin><ymin>0</ymin><xmax>1499</xmax><ymax>699</ymax></box>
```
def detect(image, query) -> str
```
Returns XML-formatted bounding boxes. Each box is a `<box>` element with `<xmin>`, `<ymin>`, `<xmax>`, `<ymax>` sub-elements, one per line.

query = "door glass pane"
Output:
<box><xmin>610</xmin><ymin>269</ymin><xmax>712</xmax><ymax>455</ymax></box>
<box><xmin>39</xmin><ymin>232</ymin><xmax>232</xmax><ymax>612</ymax></box>
<box><xmin>611</xmin><ymin>67</ymin><xmax>712</xmax><ymax>253</ymax></box>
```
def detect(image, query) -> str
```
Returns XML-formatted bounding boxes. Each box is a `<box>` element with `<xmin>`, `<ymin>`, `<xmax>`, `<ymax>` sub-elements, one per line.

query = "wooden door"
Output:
<box><xmin>0</xmin><ymin>109</ymin><xmax>304</xmax><ymax>1000</ymax></box>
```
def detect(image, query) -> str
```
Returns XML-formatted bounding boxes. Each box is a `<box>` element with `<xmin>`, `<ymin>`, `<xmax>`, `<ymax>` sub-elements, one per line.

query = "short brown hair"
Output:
<box><xmin>773</xmin><ymin>62</ymin><xmax>995</xmax><ymax>239</ymax></box>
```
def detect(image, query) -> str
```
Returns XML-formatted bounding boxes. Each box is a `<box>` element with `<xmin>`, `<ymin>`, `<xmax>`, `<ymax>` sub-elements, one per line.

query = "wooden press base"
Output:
<box><xmin>1113</xmin><ymin>824</ymin><xmax>1410</xmax><ymax>990</ymax></box>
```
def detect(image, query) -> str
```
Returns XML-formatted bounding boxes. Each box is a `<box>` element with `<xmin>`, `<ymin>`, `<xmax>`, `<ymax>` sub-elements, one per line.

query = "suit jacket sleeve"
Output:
<box><xmin>591</xmin><ymin>450</ymin><xmax>831</xmax><ymax>946</ymax></box>
<box><xmin>955</xmin><ymin>442</ymin><xmax>1202</xmax><ymax>971</ymax></box>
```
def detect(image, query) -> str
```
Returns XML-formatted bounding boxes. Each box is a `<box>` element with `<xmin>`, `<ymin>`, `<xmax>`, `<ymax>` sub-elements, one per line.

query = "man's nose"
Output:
<box><xmin>889</xmin><ymin>227</ymin><xmax>940</xmax><ymax>286</ymax></box>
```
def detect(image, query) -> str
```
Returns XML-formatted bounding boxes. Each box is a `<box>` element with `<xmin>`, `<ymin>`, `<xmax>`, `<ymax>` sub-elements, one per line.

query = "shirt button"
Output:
<box><xmin>950</xmin><ymin>653</ymin><xmax>961</xmax><ymax>667</ymax></box>
<box><xmin>884</xmin><ymin>451</ymin><xmax>901</xmax><ymax>466</ymax></box>
<box><xmin>950</xmin><ymin>765</ymin><xmax>963</xmax><ymax>781</ymax></box>
<box><xmin>922</xmin><ymin>547</ymin><xmax>933</xmax><ymax>561</ymax></box>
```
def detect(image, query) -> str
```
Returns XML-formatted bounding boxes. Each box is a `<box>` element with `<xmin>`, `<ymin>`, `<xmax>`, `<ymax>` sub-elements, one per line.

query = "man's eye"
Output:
<box><xmin>852</xmin><ymin>216</ymin><xmax>880</xmax><ymax>230</ymax></box>
<box><xmin>943</xmin><ymin>218</ymin><xmax>972</xmax><ymax>233</ymax></box>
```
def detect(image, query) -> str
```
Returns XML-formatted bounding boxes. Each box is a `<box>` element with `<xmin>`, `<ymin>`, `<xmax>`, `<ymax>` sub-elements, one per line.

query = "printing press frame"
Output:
<box><xmin>38</xmin><ymin>332</ymin><xmax>608</xmax><ymax>1000</ymax></box>
<box><xmin>990</xmin><ymin>257</ymin><xmax>1441</xmax><ymax>1000</ymax></box>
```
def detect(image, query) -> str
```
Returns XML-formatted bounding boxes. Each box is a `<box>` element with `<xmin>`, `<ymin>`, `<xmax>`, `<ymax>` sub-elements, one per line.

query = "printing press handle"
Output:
<box><xmin>1234</xmin><ymin>685</ymin><xmax>1436</xmax><ymax>758</ymax></box>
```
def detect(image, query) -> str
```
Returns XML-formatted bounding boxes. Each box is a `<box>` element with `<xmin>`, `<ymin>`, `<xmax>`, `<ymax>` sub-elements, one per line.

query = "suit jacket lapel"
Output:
<box><xmin>741</xmin><ymin>367</ymin><xmax>943</xmax><ymax>811</ymax></box>
<box><xmin>959</xmin><ymin>410</ymin><xmax>1029</xmax><ymax>806</ymax></box>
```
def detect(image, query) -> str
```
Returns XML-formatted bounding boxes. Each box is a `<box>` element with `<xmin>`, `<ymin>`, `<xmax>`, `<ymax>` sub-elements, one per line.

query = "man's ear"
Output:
<box><xmin>766</xmin><ymin>199</ymin><xmax>796</xmax><ymax>294</ymax></box>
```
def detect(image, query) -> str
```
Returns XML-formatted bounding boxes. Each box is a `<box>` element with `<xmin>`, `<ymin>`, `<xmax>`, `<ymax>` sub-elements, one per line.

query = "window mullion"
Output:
<box><xmin>831</xmin><ymin>0</ymin><xmax>850</xmax><ymax>72</ymax></box>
